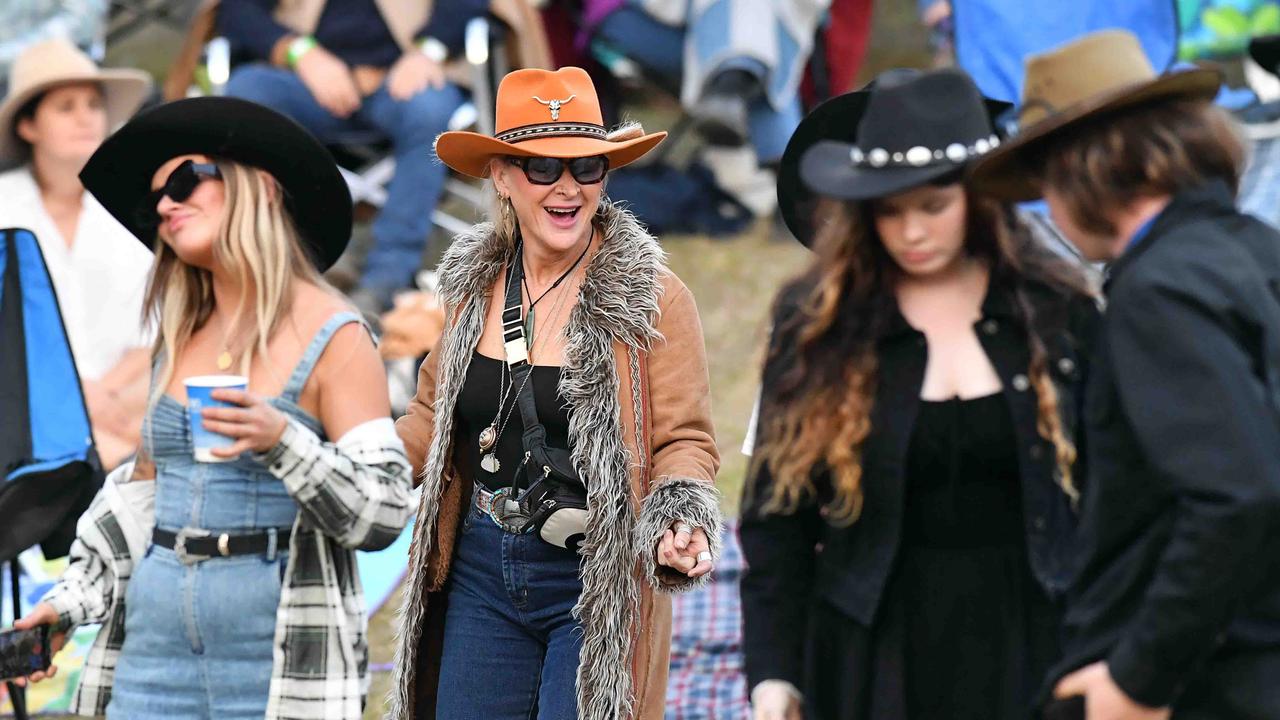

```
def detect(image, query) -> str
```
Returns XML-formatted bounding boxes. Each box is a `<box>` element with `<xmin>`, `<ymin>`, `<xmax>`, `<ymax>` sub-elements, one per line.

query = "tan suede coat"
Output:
<box><xmin>388</xmin><ymin>206</ymin><xmax>722</xmax><ymax>720</ymax></box>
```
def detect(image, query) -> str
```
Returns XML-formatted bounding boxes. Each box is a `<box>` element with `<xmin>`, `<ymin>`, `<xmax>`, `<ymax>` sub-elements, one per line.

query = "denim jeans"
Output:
<box><xmin>225</xmin><ymin>64</ymin><xmax>464</xmax><ymax>294</ymax></box>
<box><xmin>435</xmin><ymin>490</ymin><xmax>586</xmax><ymax>720</ymax></box>
<box><xmin>595</xmin><ymin>4</ymin><xmax>803</xmax><ymax>162</ymax></box>
<box><xmin>109</xmin><ymin>546</ymin><xmax>288</xmax><ymax>720</ymax></box>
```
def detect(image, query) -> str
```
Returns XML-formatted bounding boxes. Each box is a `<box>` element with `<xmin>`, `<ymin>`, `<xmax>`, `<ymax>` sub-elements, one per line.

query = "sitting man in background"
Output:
<box><xmin>220</xmin><ymin>0</ymin><xmax>486</xmax><ymax>316</ymax></box>
<box><xmin>594</xmin><ymin>0</ymin><xmax>828</xmax><ymax>166</ymax></box>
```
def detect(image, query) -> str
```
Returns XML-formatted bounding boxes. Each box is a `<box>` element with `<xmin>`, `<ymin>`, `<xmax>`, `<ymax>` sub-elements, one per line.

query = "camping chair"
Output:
<box><xmin>108</xmin><ymin>0</ymin><xmax>194</xmax><ymax>46</ymax></box>
<box><xmin>0</xmin><ymin>228</ymin><xmax>104</xmax><ymax>720</ymax></box>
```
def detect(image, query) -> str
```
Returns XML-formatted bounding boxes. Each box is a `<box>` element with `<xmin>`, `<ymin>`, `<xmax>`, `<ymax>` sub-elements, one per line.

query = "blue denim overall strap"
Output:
<box><xmin>279</xmin><ymin>311</ymin><xmax>367</xmax><ymax>405</ymax></box>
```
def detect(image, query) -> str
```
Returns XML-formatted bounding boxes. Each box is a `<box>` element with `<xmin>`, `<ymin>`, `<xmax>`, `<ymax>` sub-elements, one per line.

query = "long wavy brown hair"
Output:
<box><xmin>753</xmin><ymin>182</ymin><xmax>1092</xmax><ymax>524</ymax></box>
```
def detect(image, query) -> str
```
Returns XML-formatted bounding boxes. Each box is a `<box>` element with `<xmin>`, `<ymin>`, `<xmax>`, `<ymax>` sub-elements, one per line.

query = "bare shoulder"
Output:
<box><xmin>293</xmin><ymin>283</ymin><xmax>354</xmax><ymax>325</ymax></box>
<box><xmin>292</xmin><ymin>284</ymin><xmax>378</xmax><ymax>378</ymax></box>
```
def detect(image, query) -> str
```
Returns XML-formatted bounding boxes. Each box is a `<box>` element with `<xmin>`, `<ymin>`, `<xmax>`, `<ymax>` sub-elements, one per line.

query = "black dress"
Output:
<box><xmin>809</xmin><ymin>393</ymin><xmax>1062</xmax><ymax>720</ymax></box>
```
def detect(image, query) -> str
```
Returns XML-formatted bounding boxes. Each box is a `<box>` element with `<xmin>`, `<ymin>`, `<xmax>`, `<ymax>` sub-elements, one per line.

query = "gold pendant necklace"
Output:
<box><xmin>213</xmin><ymin>311</ymin><xmax>236</xmax><ymax>371</ymax></box>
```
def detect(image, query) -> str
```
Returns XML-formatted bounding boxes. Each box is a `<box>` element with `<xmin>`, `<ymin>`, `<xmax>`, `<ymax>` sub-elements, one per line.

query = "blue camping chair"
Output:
<box><xmin>0</xmin><ymin>227</ymin><xmax>103</xmax><ymax>718</ymax></box>
<box><xmin>951</xmin><ymin>0</ymin><xmax>1180</xmax><ymax>103</ymax></box>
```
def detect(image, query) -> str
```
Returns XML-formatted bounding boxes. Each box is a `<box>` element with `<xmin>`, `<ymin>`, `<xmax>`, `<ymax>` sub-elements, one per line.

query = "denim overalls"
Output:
<box><xmin>109</xmin><ymin>312</ymin><xmax>359</xmax><ymax>720</ymax></box>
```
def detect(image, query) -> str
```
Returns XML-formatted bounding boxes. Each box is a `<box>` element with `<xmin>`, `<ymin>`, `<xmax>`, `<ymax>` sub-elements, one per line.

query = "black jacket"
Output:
<box><xmin>1050</xmin><ymin>180</ymin><xmax>1280</xmax><ymax>716</ymax></box>
<box><xmin>740</xmin><ymin>271</ymin><xmax>1099</xmax><ymax>692</ymax></box>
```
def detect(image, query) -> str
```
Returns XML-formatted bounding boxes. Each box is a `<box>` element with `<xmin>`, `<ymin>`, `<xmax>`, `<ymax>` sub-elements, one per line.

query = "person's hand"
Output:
<box><xmin>295</xmin><ymin>45</ymin><xmax>361</xmax><ymax>118</ymax></box>
<box><xmin>1054</xmin><ymin>662</ymin><xmax>1171</xmax><ymax>720</ymax></box>
<box><xmin>655</xmin><ymin>520</ymin><xmax>713</xmax><ymax>579</ymax></box>
<box><xmin>387</xmin><ymin>51</ymin><xmax>446</xmax><ymax>101</ymax></box>
<box><xmin>752</xmin><ymin>680</ymin><xmax>803</xmax><ymax>720</ymax></box>
<box><xmin>201</xmin><ymin>389</ymin><xmax>289</xmax><ymax>457</ymax></box>
<box><xmin>9</xmin><ymin>602</ymin><xmax>67</xmax><ymax>687</ymax></box>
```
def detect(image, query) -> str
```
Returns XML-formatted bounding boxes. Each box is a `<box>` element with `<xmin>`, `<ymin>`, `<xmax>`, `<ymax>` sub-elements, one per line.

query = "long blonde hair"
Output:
<box><xmin>142</xmin><ymin>158</ymin><xmax>334</xmax><ymax>405</ymax></box>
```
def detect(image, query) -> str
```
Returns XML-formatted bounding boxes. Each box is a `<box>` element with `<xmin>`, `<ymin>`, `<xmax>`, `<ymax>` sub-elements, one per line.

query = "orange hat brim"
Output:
<box><xmin>434</xmin><ymin>130</ymin><xmax>667</xmax><ymax>178</ymax></box>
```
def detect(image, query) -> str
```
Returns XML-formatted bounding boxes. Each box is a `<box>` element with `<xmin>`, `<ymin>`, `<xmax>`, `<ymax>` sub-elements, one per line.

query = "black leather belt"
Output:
<box><xmin>153</xmin><ymin>527</ymin><xmax>292</xmax><ymax>565</ymax></box>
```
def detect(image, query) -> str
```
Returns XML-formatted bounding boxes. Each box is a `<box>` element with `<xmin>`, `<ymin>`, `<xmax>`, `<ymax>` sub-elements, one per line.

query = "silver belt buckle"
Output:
<box><xmin>174</xmin><ymin>527</ymin><xmax>212</xmax><ymax>565</ymax></box>
<box><xmin>484</xmin><ymin>487</ymin><xmax>533</xmax><ymax>534</ymax></box>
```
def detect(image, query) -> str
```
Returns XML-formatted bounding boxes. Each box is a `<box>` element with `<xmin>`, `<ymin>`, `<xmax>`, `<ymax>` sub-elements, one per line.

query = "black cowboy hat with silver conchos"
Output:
<box><xmin>778</xmin><ymin>67</ymin><xmax>1013</xmax><ymax>246</ymax></box>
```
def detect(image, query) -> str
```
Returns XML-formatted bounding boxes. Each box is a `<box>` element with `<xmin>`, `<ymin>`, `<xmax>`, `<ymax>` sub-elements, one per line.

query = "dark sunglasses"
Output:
<box><xmin>507</xmin><ymin>155</ymin><xmax>608</xmax><ymax>185</ymax></box>
<box><xmin>134</xmin><ymin>159</ymin><xmax>223</xmax><ymax>233</ymax></box>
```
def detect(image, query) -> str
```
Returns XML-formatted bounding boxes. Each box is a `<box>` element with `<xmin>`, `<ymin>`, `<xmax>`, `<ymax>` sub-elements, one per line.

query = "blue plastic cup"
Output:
<box><xmin>184</xmin><ymin>375</ymin><xmax>248</xmax><ymax>462</ymax></box>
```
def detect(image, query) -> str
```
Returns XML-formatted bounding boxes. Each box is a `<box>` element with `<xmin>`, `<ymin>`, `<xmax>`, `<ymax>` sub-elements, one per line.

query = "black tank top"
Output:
<box><xmin>453</xmin><ymin>351</ymin><xmax>573</xmax><ymax>492</ymax></box>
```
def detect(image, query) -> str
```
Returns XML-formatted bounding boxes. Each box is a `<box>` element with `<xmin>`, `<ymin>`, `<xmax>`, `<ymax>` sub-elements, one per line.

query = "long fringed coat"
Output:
<box><xmin>387</xmin><ymin>204</ymin><xmax>723</xmax><ymax>720</ymax></box>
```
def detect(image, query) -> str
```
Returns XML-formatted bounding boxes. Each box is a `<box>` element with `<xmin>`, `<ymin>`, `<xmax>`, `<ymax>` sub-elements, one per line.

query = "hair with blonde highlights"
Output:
<box><xmin>752</xmin><ymin>186</ymin><xmax>1090</xmax><ymax>524</ymax></box>
<box><xmin>142</xmin><ymin>158</ymin><xmax>337</xmax><ymax>408</ymax></box>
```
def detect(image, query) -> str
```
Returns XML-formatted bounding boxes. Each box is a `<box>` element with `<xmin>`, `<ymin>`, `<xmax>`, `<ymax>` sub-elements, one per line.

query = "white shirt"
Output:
<box><xmin>0</xmin><ymin>166</ymin><xmax>153</xmax><ymax>381</ymax></box>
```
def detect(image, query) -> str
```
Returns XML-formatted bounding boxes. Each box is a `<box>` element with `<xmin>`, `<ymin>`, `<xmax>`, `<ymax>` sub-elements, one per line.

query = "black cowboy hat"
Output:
<box><xmin>778</xmin><ymin>67</ymin><xmax>1013</xmax><ymax>246</ymax></box>
<box><xmin>80</xmin><ymin>96</ymin><xmax>352</xmax><ymax>271</ymax></box>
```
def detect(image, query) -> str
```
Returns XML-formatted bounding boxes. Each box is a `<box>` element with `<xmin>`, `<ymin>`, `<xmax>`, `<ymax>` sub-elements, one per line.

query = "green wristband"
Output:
<box><xmin>286</xmin><ymin>35</ymin><xmax>318</xmax><ymax>69</ymax></box>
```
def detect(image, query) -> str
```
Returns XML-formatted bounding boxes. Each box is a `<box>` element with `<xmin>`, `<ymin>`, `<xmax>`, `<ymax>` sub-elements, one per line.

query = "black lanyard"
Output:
<box><xmin>501</xmin><ymin>243</ymin><xmax>555</xmax><ymax>494</ymax></box>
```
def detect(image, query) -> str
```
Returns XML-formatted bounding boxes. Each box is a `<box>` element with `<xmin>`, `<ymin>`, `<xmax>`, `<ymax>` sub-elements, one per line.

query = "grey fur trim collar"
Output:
<box><xmin>436</xmin><ymin>203</ymin><xmax>667</xmax><ymax>348</ymax></box>
<box><xmin>389</xmin><ymin>203</ymin><xmax>669</xmax><ymax>720</ymax></box>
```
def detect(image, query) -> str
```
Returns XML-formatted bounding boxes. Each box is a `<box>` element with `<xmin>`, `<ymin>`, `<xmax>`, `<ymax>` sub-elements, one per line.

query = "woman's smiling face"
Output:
<box><xmin>149</xmin><ymin>154</ymin><xmax>226</xmax><ymax>268</ymax></box>
<box><xmin>491</xmin><ymin>156</ymin><xmax>604</xmax><ymax>253</ymax></box>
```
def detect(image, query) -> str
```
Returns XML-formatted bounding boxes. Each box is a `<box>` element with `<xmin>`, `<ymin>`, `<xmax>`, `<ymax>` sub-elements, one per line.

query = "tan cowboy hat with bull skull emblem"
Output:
<box><xmin>433</xmin><ymin>66</ymin><xmax>666</xmax><ymax>178</ymax></box>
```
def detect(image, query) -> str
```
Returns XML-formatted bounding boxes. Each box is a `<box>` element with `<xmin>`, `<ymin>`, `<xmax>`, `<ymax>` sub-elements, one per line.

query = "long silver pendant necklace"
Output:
<box><xmin>478</xmin><ymin>233</ymin><xmax>590</xmax><ymax>473</ymax></box>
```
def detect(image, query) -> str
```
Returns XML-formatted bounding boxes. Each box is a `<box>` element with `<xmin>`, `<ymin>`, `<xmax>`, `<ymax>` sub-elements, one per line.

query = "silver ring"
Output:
<box><xmin>674</xmin><ymin>522</ymin><xmax>693</xmax><ymax>535</ymax></box>
<box><xmin>696</xmin><ymin>550</ymin><xmax>712</xmax><ymax>563</ymax></box>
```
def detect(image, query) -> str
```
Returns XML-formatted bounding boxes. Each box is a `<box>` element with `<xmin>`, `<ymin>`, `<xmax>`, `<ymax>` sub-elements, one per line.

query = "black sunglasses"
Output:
<box><xmin>135</xmin><ymin>159</ymin><xmax>223</xmax><ymax>233</ymax></box>
<box><xmin>507</xmin><ymin>155</ymin><xmax>608</xmax><ymax>185</ymax></box>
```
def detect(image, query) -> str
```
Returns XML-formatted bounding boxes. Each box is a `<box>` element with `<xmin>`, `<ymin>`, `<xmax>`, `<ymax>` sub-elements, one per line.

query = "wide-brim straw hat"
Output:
<box><xmin>80</xmin><ymin>96</ymin><xmax>352</xmax><ymax>271</ymax></box>
<box><xmin>778</xmin><ymin>67</ymin><xmax>1012</xmax><ymax>246</ymax></box>
<box><xmin>0</xmin><ymin>38</ymin><xmax>152</xmax><ymax>164</ymax></box>
<box><xmin>435</xmin><ymin>66</ymin><xmax>666</xmax><ymax>178</ymax></box>
<box><xmin>970</xmin><ymin>30</ymin><xmax>1221</xmax><ymax>201</ymax></box>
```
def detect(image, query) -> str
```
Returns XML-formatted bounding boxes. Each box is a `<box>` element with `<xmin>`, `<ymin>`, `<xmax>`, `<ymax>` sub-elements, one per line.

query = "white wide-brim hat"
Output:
<box><xmin>0</xmin><ymin>38</ymin><xmax>152</xmax><ymax>164</ymax></box>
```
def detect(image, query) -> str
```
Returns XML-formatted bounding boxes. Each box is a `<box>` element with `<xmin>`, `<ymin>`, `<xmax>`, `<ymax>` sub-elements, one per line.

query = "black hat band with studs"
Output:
<box><xmin>848</xmin><ymin>133</ymin><xmax>1002</xmax><ymax>169</ymax></box>
<box><xmin>495</xmin><ymin>122</ymin><xmax>609</xmax><ymax>143</ymax></box>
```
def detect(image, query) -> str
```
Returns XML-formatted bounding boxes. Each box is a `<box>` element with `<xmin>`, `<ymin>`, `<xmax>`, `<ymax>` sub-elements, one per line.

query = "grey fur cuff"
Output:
<box><xmin>634</xmin><ymin>476</ymin><xmax>723</xmax><ymax>593</ymax></box>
